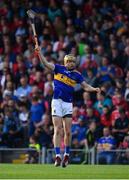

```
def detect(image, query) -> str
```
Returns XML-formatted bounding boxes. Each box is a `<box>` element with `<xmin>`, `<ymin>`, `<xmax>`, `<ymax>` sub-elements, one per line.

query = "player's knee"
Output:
<box><xmin>54</xmin><ymin>130</ymin><xmax>60</xmax><ymax>136</ymax></box>
<box><xmin>54</xmin><ymin>126</ymin><xmax>62</xmax><ymax>136</ymax></box>
<box><xmin>64</xmin><ymin>130</ymin><xmax>71</xmax><ymax>137</ymax></box>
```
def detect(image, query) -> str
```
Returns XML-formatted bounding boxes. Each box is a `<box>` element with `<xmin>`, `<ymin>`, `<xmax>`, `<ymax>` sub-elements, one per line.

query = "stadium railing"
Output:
<box><xmin>96</xmin><ymin>149</ymin><xmax>129</xmax><ymax>165</ymax></box>
<box><xmin>0</xmin><ymin>148</ymin><xmax>42</xmax><ymax>164</ymax></box>
<box><xmin>45</xmin><ymin>148</ymin><xmax>95</xmax><ymax>164</ymax></box>
<box><xmin>0</xmin><ymin>147</ymin><xmax>129</xmax><ymax>164</ymax></box>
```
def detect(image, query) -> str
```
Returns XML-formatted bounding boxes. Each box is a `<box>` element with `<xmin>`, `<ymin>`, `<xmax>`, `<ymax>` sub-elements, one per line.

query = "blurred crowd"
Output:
<box><xmin>0</xmin><ymin>0</ymin><xmax>129</xmax><ymax>163</ymax></box>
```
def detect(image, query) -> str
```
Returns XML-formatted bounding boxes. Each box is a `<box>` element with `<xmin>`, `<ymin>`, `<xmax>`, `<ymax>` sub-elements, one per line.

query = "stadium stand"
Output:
<box><xmin>0</xmin><ymin>0</ymin><xmax>129</xmax><ymax>164</ymax></box>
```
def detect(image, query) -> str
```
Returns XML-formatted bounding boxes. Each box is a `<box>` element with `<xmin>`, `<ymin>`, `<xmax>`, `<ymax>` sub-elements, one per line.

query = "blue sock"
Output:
<box><xmin>65</xmin><ymin>146</ymin><xmax>70</xmax><ymax>155</ymax></box>
<box><xmin>55</xmin><ymin>147</ymin><xmax>60</xmax><ymax>156</ymax></box>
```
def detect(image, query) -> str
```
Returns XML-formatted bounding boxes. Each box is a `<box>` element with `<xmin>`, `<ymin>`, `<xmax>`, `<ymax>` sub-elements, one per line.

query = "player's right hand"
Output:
<box><xmin>35</xmin><ymin>45</ymin><xmax>40</xmax><ymax>53</ymax></box>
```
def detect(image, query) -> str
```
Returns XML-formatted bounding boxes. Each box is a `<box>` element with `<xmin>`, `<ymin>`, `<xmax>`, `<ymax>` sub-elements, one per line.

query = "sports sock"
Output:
<box><xmin>55</xmin><ymin>147</ymin><xmax>61</xmax><ymax>157</ymax></box>
<box><xmin>64</xmin><ymin>146</ymin><xmax>70</xmax><ymax>155</ymax></box>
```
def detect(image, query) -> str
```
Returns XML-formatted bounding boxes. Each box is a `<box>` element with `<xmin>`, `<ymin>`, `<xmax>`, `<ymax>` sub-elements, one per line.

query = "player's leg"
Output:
<box><xmin>51</xmin><ymin>99</ymin><xmax>63</xmax><ymax>166</ymax></box>
<box><xmin>63</xmin><ymin>116</ymin><xmax>72</xmax><ymax>154</ymax></box>
<box><xmin>61</xmin><ymin>101</ymin><xmax>73</xmax><ymax>167</ymax></box>
<box><xmin>52</xmin><ymin>116</ymin><xmax>63</xmax><ymax>166</ymax></box>
<box><xmin>62</xmin><ymin>116</ymin><xmax>72</xmax><ymax>167</ymax></box>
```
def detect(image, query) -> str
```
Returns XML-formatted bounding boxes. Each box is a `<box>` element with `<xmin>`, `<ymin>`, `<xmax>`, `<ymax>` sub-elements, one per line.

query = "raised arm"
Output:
<box><xmin>81</xmin><ymin>81</ymin><xmax>100</xmax><ymax>93</ymax></box>
<box><xmin>35</xmin><ymin>45</ymin><xmax>55</xmax><ymax>71</ymax></box>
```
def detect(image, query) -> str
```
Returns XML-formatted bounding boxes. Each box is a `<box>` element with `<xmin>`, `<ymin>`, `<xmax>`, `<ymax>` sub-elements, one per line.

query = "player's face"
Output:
<box><xmin>65</xmin><ymin>60</ymin><xmax>76</xmax><ymax>70</ymax></box>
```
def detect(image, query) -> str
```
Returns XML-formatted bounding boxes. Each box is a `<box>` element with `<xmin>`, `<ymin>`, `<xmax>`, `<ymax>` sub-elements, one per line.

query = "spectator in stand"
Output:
<box><xmin>82</xmin><ymin>121</ymin><xmax>97</xmax><ymax>150</ymax></box>
<box><xmin>113</xmin><ymin>88</ymin><xmax>126</xmax><ymax>104</ymax></box>
<box><xmin>71</xmin><ymin>107</ymin><xmax>83</xmax><ymax>143</ymax></box>
<box><xmin>72</xmin><ymin>106</ymin><xmax>80</xmax><ymax>125</ymax></box>
<box><xmin>85</xmin><ymin>106</ymin><xmax>102</xmax><ymax>139</ymax></box>
<box><xmin>48</xmin><ymin>0</ymin><xmax>62</xmax><ymax>22</ymax></box>
<box><xmin>53</xmin><ymin>15</ymin><xmax>66</xmax><ymax>37</ymax></box>
<box><xmin>81</xmin><ymin>121</ymin><xmax>97</xmax><ymax>164</ymax></box>
<box><xmin>7</xmin><ymin>99</ymin><xmax>18</xmax><ymax>118</ymax></box>
<box><xmin>15</xmin><ymin>20</ymin><xmax>27</xmax><ymax>37</ymax></box>
<box><xmin>85</xmin><ymin>107</ymin><xmax>99</xmax><ymax>124</ymax></box>
<box><xmin>29</xmin><ymin>91</ymin><xmax>45</xmax><ymax>136</ymax></box>
<box><xmin>112</xmin><ymin>107</ymin><xmax>129</xmax><ymax>146</ymax></box>
<box><xmin>13</xmin><ymin>53</ymin><xmax>26</xmax><ymax>75</ymax></box>
<box><xmin>13</xmin><ymin>54</ymin><xmax>26</xmax><ymax>82</ymax></box>
<box><xmin>124</xmin><ymin>69</ymin><xmax>129</xmax><ymax>103</ymax></box>
<box><xmin>30</xmin><ymin>56</ymin><xmax>43</xmax><ymax>72</ymax></box>
<box><xmin>97</xmin><ymin>127</ymin><xmax>116</xmax><ymax>164</ymax></box>
<box><xmin>78</xmin><ymin>33</ymin><xmax>89</xmax><ymax>57</ymax></box>
<box><xmin>14</xmin><ymin>75</ymin><xmax>32</xmax><ymax>99</ymax></box>
<box><xmin>24</xmin><ymin>135</ymin><xmax>40</xmax><ymax>164</ymax></box>
<box><xmin>96</xmin><ymin>55</ymin><xmax>115</xmax><ymax>85</ymax></box>
<box><xmin>44</xmin><ymin>83</ymin><xmax>53</xmax><ymax>114</ymax></box>
<box><xmin>115</xmin><ymin>79</ymin><xmax>125</xmax><ymax>95</ymax></box>
<box><xmin>17</xmin><ymin>92</ymin><xmax>31</xmax><ymax>111</ymax></box>
<box><xmin>82</xmin><ymin>92</ymin><xmax>93</xmax><ymax>108</ymax></box>
<box><xmin>79</xmin><ymin>46</ymin><xmax>94</xmax><ymax>66</ymax></box>
<box><xmin>100</xmin><ymin>105</ymin><xmax>112</xmax><ymax>128</ymax></box>
<box><xmin>1</xmin><ymin>90</ymin><xmax>12</xmax><ymax>109</ymax></box>
<box><xmin>44</xmin><ymin>73</ymin><xmax>53</xmax><ymax>97</ymax></box>
<box><xmin>123</xmin><ymin>46</ymin><xmax>129</xmax><ymax>70</ymax></box>
<box><xmin>34</xmin><ymin>114</ymin><xmax>53</xmax><ymax>148</ymax></box>
<box><xmin>74</xmin><ymin>9</ymin><xmax>84</xmax><ymax>32</ymax></box>
<box><xmin>94</xmin><ymin>45</ymin><xmax>105</xmax><ymax>66</ymax></box>
<box><xmin>125</xmin><ymin>68</ymin><xmax>129</xmax><ymax>83</ymax></box>
<box><xmin>24</xmin><ymin>42</ymin><xmax>34</xmax><ymax>63</ymax></box>
<box><xmin>71</xmin><ymin>115</ymin><xmax>87</xmax><ymax>150</ymax></box>
<box><xmin>125</xmin><ymin>81</ymin><xmax>129</xmax><ymax>102</ymax></box>
<box><xmin>100</xmin><ymin>82</ymin><xmax>115</xmax><ymax>98</ymax></box>
<box><xmin>110</xmin><ymin>47</ymin><xmax>121</xmax><ymax>67</ymax></box>
<box><xmin>80</xmin><ymin>54</ymin><xmax>97</xmax><ymax>79</ymax></box>
<box><xmin>2</xmin><ymin>106</ymin><xmax>23</xmax><ymax>148</ymax></box>
<box><xmin>53</xmin><ymin>35</ymin><xmax>67</xmax><ymax>53</ymax></box>
<box><xmin>0</xmin><ymin>113</ymin><xmax>4</xmax><ymax>147</ymax></box>
<box><xmin>13</xmin><ymin>35</ymin><xmax>26</xmax><ymax>54</ymax></box>
<box><xmin>85</xmin><ymin>69</ymin><xmax>97</xmax><ymax>87</ymax></box>
<box><xmin>76</xmin><ymin>116</ymin><xmax>87</xmax><ymax>146</ymax></box>
<box><xmin>29</xmin><ymin>71</ymin><xmax>44</xmax><ymax>92</ymax></box>
<box><xmin>0</xmin><ymin>67</ymin><xmax>11</xmax><ymax>91</ymax></box>
<box><xmin>3</xmin><ymin>81</ymin><xmax>14</xmax><ymax>98</ymax></box>
<box><xmin>94</xmin><ymin>91</ymin><xmax>113</xmax><ymax>115</ymax></box>
<box><xmin>118</xmin><ymin>135</ymin><xmax>129</xmax><ymax>164</ymax></box>
<box><xmin>18</xmin><ymin>103</ymin><xmax>29</xmax><ymax>146</ymax></box>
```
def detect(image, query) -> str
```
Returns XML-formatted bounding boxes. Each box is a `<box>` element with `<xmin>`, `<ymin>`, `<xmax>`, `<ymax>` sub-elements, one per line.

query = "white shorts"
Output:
<box><xmin>51</xmin><ymin>99</ymin><xmax>73</xmax><ymax>117</ymax></box>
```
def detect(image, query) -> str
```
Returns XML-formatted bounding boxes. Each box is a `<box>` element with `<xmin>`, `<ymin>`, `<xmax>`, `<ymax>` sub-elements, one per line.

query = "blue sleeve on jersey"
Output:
<box><xmin>54</xmin><ymin>64</ymin><xmax>60</xmax><ymax>74</ymax></box>
<box><xmin>77</xmin><ymin>73</ymin><xmax>84</xmax><ymax>84</ymax></box>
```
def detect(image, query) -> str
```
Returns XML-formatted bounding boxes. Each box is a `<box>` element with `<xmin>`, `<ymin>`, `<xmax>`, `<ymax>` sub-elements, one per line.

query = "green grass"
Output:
<box><xmin>0</xmin><ymin>164</ymin><xmax>129</xmax><ymax>179</ymax></box>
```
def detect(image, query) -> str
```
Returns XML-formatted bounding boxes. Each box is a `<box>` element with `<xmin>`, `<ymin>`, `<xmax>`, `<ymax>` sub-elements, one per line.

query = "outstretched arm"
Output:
<box><xmin>35</xmin><ymin>46</ymin><xmax>55</xmax><ymax>71</ymax></box>
<box><xmin>81</xmin><ymin>81</ymin><xmax>100</xmax><ymax>93</ymax></box>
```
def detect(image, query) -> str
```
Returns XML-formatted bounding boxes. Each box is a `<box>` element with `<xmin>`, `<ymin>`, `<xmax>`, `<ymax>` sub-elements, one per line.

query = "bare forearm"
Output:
<box><xmin>81</xmin><ymin>81</ymin><xmax>100</xmax><ymax>93</ymax></box>
<box><xmin>38</xmin><ymin>50</ymin><xmax>54</xmax><ymax>70</ymax></box>
<box><xmin>83</xmin><ymin>83</ymin><xmax>97</xmax><ymax>92</ymax></box>
<box><xmin>35</xmin><ymin>45</ymin><xmax>55</xmax><ymax>70</ymax></box>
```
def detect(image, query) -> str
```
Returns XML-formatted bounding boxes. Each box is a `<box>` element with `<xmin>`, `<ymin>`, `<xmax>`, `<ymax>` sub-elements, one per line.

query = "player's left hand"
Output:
<box><xmin>94</xmin><ymin>87</ymin><xmax>101</xmax><ymax>93</ymax></box>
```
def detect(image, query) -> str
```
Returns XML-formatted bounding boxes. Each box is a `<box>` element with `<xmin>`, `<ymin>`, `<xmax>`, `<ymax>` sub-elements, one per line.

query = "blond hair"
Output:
<box><xmin>64</xmin><ymin>54</ymin><xmax>76</xmax><ymax>65</ymax></box>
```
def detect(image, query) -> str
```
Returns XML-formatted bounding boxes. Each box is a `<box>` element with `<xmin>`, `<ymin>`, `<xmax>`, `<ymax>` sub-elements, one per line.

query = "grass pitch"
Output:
<box><xmin>0</xmin><ymin>164</ymin><xmax>129</xmax><ymax>179</ymax></box>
